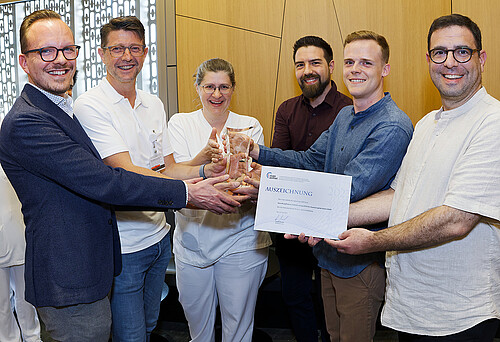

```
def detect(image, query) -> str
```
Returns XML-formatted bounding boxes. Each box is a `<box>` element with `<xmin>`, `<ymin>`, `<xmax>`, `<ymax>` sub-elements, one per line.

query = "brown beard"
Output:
<box><xmin>299</xmin><ymin>75</ymin><xmax>330</xmax><ymax>99</ymax></box>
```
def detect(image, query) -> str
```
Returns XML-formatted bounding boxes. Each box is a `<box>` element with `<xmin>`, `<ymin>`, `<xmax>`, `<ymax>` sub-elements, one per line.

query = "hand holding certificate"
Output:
<box><xmin>254</xmin><ymin>166</ymin><xmax>351</xmax><ymax>239</ymax></box>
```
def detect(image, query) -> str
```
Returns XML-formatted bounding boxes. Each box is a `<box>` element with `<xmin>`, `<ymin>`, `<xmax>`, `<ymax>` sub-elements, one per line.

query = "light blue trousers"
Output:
<box><xmin>176</xmin><ymin>248</ymin><xmax>268</xmax><ymax>342</ymax></box>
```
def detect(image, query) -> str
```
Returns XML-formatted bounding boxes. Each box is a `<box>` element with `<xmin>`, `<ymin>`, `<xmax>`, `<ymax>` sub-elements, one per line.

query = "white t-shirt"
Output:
<box><xmin>0</xmin><ymin>166</ymin><xmax>25</xmax><ymax>267</ymax></box>
<box><xmin>168</xmin><ymin>109</ymin><xmax>272</xmax><ymax>267</ymax></box>
<box><xmin>383</xmin><ymin>88</ymin><xmax>500</xmax><ymax>335</ymax></box>
<box><xmin>74</xmin><ymin>78</ymin><xmax>172</xmax><ymax>254</ymax></box>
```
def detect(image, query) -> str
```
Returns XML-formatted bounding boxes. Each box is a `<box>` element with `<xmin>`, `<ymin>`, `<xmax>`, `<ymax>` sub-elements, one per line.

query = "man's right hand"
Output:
<box><xmin>324</xmin><ymin>228</ymin><xmax>375</xmax><ymax>255</ymax></box>
<box><xmin>284</xmin><ymin>233</ymin><xmax>323</xmax><ymax>247</ymax></box>
<box><xmin>186</xmin><ymin>175</ymin><xmax>246</xmax><ymax>214</ymax></box>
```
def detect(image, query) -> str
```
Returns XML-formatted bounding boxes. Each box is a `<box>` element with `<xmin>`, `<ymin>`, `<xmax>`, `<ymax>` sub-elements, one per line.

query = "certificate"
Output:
<box><xmin>254</xmin><ymin>166</ymin><xmax>351</xmax><ymax>239</ymax></box>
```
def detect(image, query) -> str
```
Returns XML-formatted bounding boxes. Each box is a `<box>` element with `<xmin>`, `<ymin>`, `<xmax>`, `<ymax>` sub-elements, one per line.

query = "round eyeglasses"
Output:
<box><xmin>23</xmin><ymin>45</ymin><xmax>80</xmax><ymax>62</ymax></box>
<box><xmin>102</xmin><ymin>44</ymin><xmax>147</xmax><ymax>58</ymax></box>
<box><xmin>200</xmin><ymin>84</ymin><xmax>233</xmax><ymax>95</ymax></box>
<box><xmin>428</xmin><ymin>47</ymin><xmax>479</xmax><ymax>64</ymax></box>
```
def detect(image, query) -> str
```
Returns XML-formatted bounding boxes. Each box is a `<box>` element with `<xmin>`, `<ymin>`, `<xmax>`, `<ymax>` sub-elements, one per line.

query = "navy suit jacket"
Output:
<box><xmin>0</xmin><ymin>84</ymin><xmax>187</xmax><ymax>307</ymax></box>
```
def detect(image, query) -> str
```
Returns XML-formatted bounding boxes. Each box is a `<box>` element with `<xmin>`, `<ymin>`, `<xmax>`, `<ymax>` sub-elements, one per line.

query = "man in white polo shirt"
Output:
<box><xmin>74</xmin><ymin>16</ymin><xmax>223</xmax><ymax>342</ymax></box>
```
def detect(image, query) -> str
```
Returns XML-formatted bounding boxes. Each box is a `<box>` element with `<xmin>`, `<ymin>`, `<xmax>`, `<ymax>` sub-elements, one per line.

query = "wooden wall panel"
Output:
<box><xmin>274</xmin><ymin>0</ymin><xmax>450</xmax><ymax>133</ymax></box>
<box><xmin>176</xmin><ymin>0</ymin><xmax>285</xmax><ymax>37</ymax></box>
<box><xmin>333</xmin><ymin>0</ymin><xmax>450</xmax><ymax>124</ymax></box>
<box><xmin>175</xmin><ymin>1</ymin><xmax>499</xmax><ymax>145</ymax></box>
<box><xmin>453</xmin><ymin>0</ymin><xmax>500</xmax><ymax>100</ymax></box>
<box><xmin>275</xmin><ymin>0</ymin><xmax>344</xmax><ymax>124</ymax></box>
<box><xmin>175</xmin><ymin>16</ymin><xmax>281</xmax><ymax>146</ymax></box>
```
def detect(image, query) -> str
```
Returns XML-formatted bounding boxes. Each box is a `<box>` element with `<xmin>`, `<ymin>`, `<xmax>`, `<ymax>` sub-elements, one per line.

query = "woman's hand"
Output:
<box><xmin>193</xmin><ymin>127</ymin><xmax>224</xmax><ymax>164</ymax></box>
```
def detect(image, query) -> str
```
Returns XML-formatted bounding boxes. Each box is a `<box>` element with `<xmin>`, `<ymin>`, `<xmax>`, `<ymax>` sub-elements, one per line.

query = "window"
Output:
<box><xmin>0</xmin><ymin>0</ymin><xmax>158</xmax><ymax>117</ymax></box>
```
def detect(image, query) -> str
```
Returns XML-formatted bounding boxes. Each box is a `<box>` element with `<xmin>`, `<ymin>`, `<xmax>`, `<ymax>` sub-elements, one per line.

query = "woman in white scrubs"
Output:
<box><xmin>168</xmin><ymin>58</ymin><xmax>271</xmax><ymax>342</ymax></box>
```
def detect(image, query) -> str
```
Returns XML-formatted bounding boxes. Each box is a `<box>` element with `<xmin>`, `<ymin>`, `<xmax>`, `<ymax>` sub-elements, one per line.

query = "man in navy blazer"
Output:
<box><xmin>0</xmin><ymin>10</ymin><xmax>242</xmax><ymax>342</ymax></box>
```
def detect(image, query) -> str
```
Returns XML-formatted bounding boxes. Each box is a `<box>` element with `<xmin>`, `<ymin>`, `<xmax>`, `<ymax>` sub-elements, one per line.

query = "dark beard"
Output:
<box><xmin>299</xmin><ymin>75</ymin><xmax>330</xmax><ymax>100</ymax></box>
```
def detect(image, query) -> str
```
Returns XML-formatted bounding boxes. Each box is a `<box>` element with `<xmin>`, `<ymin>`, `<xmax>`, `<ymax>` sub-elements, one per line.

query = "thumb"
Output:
<box><xmin>205</xmin><ymin>174</ymin><xmax>229</xmax><ymax>185</ymax></box>
<box><xmin>209</xmin><ymin>127</ymin><xmax>217</xmax><ymax>141</ymax></box>
<box><xmin>338</xmin><ymin>230</ymin><xmax>350</xmax><ymax>240</ymax></box>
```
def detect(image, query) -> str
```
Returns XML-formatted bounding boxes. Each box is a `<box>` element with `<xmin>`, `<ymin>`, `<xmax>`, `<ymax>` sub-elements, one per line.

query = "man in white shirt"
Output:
<box><xmin>74</xmin><ymin>16</ymin><xmax>228</xmax><ymax>342</ymax></box>
<box><xmin>327</xmin><ymin>13</ymin><xmax>500</xmax><ymax>341</ymax></box>
<box><xmin>0</xmin><ymin>167</ymin><xmax>41</xmax><ymax>342</ymax></box>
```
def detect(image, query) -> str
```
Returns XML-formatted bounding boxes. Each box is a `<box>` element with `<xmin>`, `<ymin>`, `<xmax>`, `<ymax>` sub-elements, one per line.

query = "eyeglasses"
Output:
<box><xmin>428</xmin><ymin>47</ymin><xmax>479</xmax><ymax>64</ymax></box>
<box><xmin>102</xmin><ymin>44</ymin><xmax>146</xmax><ymax>57</ymax></box>
<box><xmin>23</xmin><ymin>45</ymin><xmax>80</xmax><ymax>62</ymax></box>
<box><xmin>200</xmin><ymin>84</ymin><xmax>233</xmax><ymax>95</ymax></box>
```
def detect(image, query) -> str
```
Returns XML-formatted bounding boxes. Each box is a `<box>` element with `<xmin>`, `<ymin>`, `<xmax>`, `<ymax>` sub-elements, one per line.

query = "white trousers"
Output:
<box><xmin>0</xmin><ymin>264</ymin><xmax>41</xmax><ymax>342</ymax></box>
<box><xmin>176</xmin><ymin>248</ymin><xmax>268</xmax><ymax>342</ymax></box>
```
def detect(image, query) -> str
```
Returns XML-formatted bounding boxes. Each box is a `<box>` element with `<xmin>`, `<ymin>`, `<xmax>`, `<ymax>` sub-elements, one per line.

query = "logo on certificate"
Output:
<box><xmin>266</xmin><ymin>172</ymin><xmax>278</xmax><ymax>179</ymax></box>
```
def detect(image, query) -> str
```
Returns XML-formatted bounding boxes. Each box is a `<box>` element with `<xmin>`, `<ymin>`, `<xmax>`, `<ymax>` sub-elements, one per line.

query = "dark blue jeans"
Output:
<box><xmin>275</xmin><ymin>234</ymin><xmax>329</xmax><ymax>342</ymax></box>
<box><xmin>110</xmin><ymin>232</ymin><xmax>171</xmax><ymax>342</ymax></box>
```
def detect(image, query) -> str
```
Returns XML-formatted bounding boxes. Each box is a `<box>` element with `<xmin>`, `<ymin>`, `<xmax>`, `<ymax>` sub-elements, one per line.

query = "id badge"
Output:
<box><xmin>149</xmin><ymin>130</ymin><xmax>165</xmax><ymax>172</ymax></box>
<box><xmin>150</xmin><ymin>153</ymin><xmax>165</xmax><ymax>172</ymax></box>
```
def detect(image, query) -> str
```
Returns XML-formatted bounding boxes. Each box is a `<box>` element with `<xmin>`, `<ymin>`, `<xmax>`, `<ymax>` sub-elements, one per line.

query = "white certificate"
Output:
<box><xmin>254</xmin><ymin>166</ymin><xmax>351</xmax><ymax>239</ymax></box>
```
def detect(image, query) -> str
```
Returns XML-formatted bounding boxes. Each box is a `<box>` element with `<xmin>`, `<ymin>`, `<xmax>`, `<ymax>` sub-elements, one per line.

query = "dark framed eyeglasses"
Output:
<box><xmin>102</xmin><ymin>44</ymin><xmax>147</xmax><ymax>57</ymax></box>
<box><xmin>200</xmin><ymin>84</ymin><xmax>233</xmax><ymax>95</ymax></box>
<box><xmin>428</xmin><ymin>47</ymin><xmax>480</xmax><ymax>64</ymax></box>
<box><xmin>23</xmin><ymin>45</ymin><xmax>81</xmax><ymax>62</ymax></box>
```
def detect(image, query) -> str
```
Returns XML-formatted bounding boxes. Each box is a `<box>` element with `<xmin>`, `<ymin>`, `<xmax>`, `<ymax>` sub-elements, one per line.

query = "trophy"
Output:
<box><xmin>223</xmin><ymin>126</ymin><xmax>254</xmax><ymax>184</ymax></box>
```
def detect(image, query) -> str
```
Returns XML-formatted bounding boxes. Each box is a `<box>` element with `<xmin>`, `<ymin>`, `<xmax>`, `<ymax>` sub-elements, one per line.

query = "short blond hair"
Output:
<box><xmin>344</xmin><ymin>30</ymin><xmax>389</xmax><ymax>63</ymax></box>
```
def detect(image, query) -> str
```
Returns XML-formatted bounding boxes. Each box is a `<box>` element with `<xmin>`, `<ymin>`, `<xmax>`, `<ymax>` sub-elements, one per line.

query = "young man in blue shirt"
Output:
<box><xmin>249</xmin><ymin>31</ymin><xmax>413</xmax><ymax>342</ymax></box>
